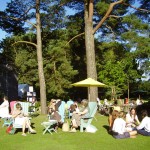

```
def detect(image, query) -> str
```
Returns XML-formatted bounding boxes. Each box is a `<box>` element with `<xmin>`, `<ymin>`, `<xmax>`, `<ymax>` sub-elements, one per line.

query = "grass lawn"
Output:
<box><xmin>0</xmin><ymin>113</ymin><xmax>149</xmax><ymax>150</ymax></box>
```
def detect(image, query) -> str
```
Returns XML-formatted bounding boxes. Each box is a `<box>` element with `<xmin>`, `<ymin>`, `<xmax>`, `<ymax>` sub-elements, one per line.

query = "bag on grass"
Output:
<box><xmin>85</xmin><ymin>125</ymin><xmax>98</xmax><ymax>133</ymax></box>
<box><xmin>62</xmin><ymin>121</ymin><xmax>69</xmax><ymax>132</ymax></box>
<box><xmin>6</xmin><ymin>125</ymin><xmax>16</xmax><ymax>135</ymax></box>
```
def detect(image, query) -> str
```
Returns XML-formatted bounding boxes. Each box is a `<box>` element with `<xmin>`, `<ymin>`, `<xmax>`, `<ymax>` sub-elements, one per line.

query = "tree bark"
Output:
<box><xmin>84</xmin><ymin>0</ymin><xmax>98</xmax><ymax>101</ymax></box>
<box><xmin>83</xmin><ymin>0</ymin><xmax>124</xmax><ymax>101</ymax></box>
<box><xmin>36</xmin><ymin>0</ymin><xmax>47</xmax><ymax>114</ymax></box>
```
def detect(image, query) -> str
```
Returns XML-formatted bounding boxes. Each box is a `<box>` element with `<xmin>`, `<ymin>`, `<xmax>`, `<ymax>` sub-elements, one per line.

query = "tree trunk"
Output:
<box><xmin>36</xmin><ymin>0</ymin><xmax>47</xmax><ymax>114</ymax></box>
<box><xmin>84</xmin><ymin>1</ymin><xmax>98</xmax><ymax>101</ymax></box>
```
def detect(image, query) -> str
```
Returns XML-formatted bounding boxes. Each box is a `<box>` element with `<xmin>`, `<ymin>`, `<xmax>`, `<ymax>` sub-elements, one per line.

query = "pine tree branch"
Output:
<box><xmin>93</xmin><ymin>0</ymin><xmax>124</xmax><ymax>34</ymax></box>
<box><xmin>123</xmin><ymin>2</ymin><xmax>150</xmax><ymax>13</ymax></box>
<box><xmin>25</xmin><ymin>20</ymin><xmax>37</xmax><ymax>28</ymax></box>
<box><xmin>105</xmin><ymin>25</ymin><xmax>116</xmax><ymax>37</ymax></box>
<box><xmin>20</xmin><ymin>5</ymin><xmax>35</xmax><ymax>20</ymax></box>
<box><xmin>65</xmin><ymin>32</ymin><xmax>85</xmax><ymax>46</ymax></box>
<box><xmin>109</xmin><ymin>15</ymin><xmax>123</xmax><ymax>18</ymax></box>
<box><xmin>59</xmin><ymin>0</ymin><xmax>74</xmax><ymax>7</ymax></box>
<box><xmin>1</xmin><ymin>15</ymin><xmax>37</xmax><ymax>28</ymax></box>
<box><xmin>12</xmin><ymin>41</ymin><xmax>37</xmax><ymax>47</ymax></box>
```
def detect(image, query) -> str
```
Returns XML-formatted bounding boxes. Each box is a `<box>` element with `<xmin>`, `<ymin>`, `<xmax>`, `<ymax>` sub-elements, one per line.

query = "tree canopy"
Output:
<box><xmin>0</xmin><ymin>0</ymin><xmax>149</xmax><ymax>101</ymax></box>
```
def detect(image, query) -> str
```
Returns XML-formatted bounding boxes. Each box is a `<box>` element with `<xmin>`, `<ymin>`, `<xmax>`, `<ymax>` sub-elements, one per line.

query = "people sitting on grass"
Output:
<box><xmin>108</xmin><ymin>108</ymin><xmax>119</xmax><ymax>133</ymax></box>
<box><xmin>112</xmin><ymin>111</ymin><xmax>137</xmax><ymax>139</ymax></box>
<box><xmin>126</xmin><ymin>107</ymin><xmax>140</xmax><ymax>132</ymax></box>
<box><xmin>0</xmin><ymin>96</ymin><xmax>10</xmax><ymax>118</ymax></box>
<box><xmin>108</xmin><ymin>99</ymin><xmax>122</xmax><ymax>133</ymax></box>
<box><xmin>12</xmin><ymin>103</ymin><xmax>36</xmax><ymax>136</ymax></box>
<box><xmin>136</xmin><ymin>110</ymin><xmax>150</xmax><ymax>136</ymax></box>
<box><xmin>70</xmin><ymin>99</ymin><xmax>89</xmax><ymax>132</ymax></box>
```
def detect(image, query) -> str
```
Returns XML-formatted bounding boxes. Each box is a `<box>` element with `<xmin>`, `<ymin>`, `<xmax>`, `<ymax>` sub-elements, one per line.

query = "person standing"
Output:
<box><xmin>0</xmin><ymin>96</ymin><xmax>10</xmax><ymax>118</ymax></box>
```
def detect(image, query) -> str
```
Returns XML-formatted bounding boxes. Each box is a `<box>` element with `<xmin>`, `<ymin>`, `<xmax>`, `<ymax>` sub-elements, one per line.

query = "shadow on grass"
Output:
<box><xmin>103</xmin><ymin>125</ymin><xmax>112</xmax><ymax>134</ymax></box>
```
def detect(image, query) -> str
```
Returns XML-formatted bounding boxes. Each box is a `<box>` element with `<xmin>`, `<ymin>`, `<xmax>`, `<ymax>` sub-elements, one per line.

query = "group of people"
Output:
<box><xmin>0</xmin><ymin>96</ymin><xmax>36</xmax><ymax>136</ymax></box>
<box><xmin>48</xmin><ymin>98</ymin><xmax>90</xmax><ymax>133</ymax></box>
<box><xmin>1</xmin><ymin>96</ymin><xmax>150</xmax><ymax>138</ymax></box>
<box><xmin>108</xmin><ymin>107</ymin><xmax>150</xmax><ymax>139</ymax></box>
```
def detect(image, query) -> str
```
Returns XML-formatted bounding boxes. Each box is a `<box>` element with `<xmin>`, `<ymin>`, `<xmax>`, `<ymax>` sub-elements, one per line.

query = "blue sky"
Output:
<box><xmin>0</xmin><ymin>0</ymin><xmax>140</xmax><ymax>41</ymax></box>
<box><xmin>0</xmin><ymin>0</ymin><xmax>11</xmax><ymax>41</ymax></box>
<box><xmin>0</xmin><ymin>0</ymin><xmax>75</xmax><ymax>41</ymax></box>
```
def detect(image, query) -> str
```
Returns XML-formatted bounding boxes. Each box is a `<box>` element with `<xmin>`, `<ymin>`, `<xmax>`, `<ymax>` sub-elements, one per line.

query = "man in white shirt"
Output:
<box><xmin>137</xmin><ymin>110</ymin><xmax>150</xmax><ymax>136</ymax></box>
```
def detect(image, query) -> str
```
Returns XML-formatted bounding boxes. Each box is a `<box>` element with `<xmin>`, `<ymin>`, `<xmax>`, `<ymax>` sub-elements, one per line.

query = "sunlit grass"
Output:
<box><xmin>0</xmin><ymin>113</ymin><xmax>150</xmax><ymax>150</ymax></box>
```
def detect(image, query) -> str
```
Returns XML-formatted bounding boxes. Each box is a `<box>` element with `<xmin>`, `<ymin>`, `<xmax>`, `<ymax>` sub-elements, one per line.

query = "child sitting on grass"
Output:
<box><xmin>112</xmin><ymin>111</ymin><xmax>137</xmax><ymax>139</ymax></box>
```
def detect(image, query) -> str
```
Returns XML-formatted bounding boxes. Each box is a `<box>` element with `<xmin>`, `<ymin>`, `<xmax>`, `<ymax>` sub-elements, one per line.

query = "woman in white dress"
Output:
<box><xmin>0</xmin><ymin>96</ymin><xmax>9</xmax><ymax>118</ymax></box>
<box><xmin>12</xmin><ymin>103</ymin><xmax>36</xmax><ymax>136</ymax></box>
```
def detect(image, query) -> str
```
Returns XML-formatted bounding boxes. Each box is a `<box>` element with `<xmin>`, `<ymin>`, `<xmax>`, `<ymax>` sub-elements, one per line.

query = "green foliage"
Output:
<box><xmin>96</xmin><ymin>1</ymin><xmax>109</xmax><ymax>16</ymax></box>
<box><xmin>122</xmin><ymin>15</ymin><xmax>149</xmax><ymax>31</ymax></box>
<box><xmin>96</xmin><ymin>42</ymin><xmax>141</xmax><ymax>98</ymax></box>
<box><xmin>0</xmin><ymin>0</ymin><xmax>150</xmax><ymax>100</ymax></box>
<box><xmin>121</xmin><ymin>14</ymin><xmax>150</xmax><ymax>76</ymax></box>
<box><xmin>138</xmin><ymin>81</ymin><xmax>150</xmax><ymax>96</ymax></box>
<box><xmin>44</xmin><ymin>39</ymin><xmax>78</xmax><ymax>98</ymax></box>
<box><xmin>15</xmin><ymin>50</ymin><xmax>38</xmax><ymax>84</ymax></box>
<box><xmin>0</xmin><ymin>0</ymin><xmax>66</xmax><ymax>35</ymax></box>
<box><xmin>2</xmin><ymin>31</ymin><xmax>78</xmax><ymax>99</ymax></box>
<box><xmin>0</xmin><ymin>0</ymin><xmax>33</xmax><ymax>35</ymax></box>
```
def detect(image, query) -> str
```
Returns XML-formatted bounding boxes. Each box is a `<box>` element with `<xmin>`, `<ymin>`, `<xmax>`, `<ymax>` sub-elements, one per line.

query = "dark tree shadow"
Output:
<box><xmin>136</xmin><ymin>101</ymin><xmax>150</xmax><ymax>121</ymax></box>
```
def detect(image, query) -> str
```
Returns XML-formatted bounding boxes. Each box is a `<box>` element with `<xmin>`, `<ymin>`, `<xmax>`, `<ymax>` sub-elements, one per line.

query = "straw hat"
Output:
<box><xmin>113</xmin><ymin>106</ymin><xmax>121</xmax><ymax>112</ymax></box>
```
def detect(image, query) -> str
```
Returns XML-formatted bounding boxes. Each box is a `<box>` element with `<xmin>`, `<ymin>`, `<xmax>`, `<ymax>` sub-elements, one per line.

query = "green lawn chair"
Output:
<box><xmin>80</xmin><ymin>102</ymin><xmax>97</xmax><ymax>132</ymax></box>
<box><xmin>58</xmin><ymin>101</ymin><xmax>66</xmax><ymax>123</ymax></box>
<box><xmin>66</xmin><ymin>100</ymin><xmax>74</xmax><ymax>119</ymax></box>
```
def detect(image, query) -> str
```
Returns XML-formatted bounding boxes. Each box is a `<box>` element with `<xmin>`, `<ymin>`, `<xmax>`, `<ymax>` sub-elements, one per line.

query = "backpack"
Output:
<box><xmin>6</xmin><ymin>125</ymin><xmax>16</xmax><ymax>135</ymax></box>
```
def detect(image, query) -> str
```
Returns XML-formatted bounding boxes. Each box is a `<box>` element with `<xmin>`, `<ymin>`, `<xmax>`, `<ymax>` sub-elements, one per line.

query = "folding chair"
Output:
<box><xmin>2</xmin><ymin>117</ymin><xmax>13</xmax><ymax>127</ymax></box>
<box><xmin>41</xmin><ymin>120</ymin><xmax>57</xmax><ymax>134</ymax></box>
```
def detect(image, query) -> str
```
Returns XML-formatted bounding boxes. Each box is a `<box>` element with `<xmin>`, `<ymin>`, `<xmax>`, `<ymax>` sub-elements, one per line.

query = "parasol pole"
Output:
<box><xmin>88</xmin><ymin>87</ymin><xmax>90</xmax><ymax>101</ymax></box>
